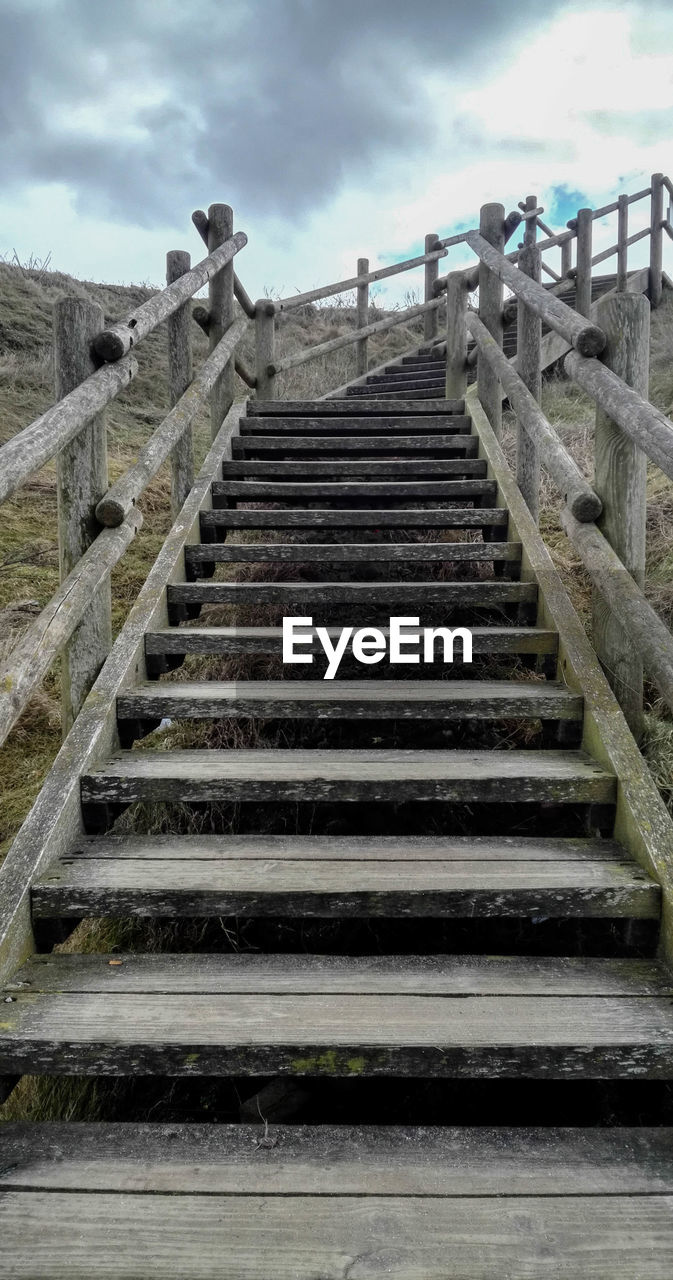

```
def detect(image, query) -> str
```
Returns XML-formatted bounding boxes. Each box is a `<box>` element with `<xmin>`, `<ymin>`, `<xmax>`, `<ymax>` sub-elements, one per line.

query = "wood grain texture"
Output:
<box><xmin>247</xmin><ymin>400</ymin><xmax>464</xmax><ymax>416</ymax></box>
<box><xmin>200</xmin><ymin>507</ymin><xmax>509</xmax><ymax>531</ymax></box>
<box><xmin>166</xmin><ymin>249</ymin><xmax>194</xmax><ymax>514</ymax></box>
<box><xmin>233</xmin><ymin>433</ymin><xmax>476</xmax><ymax>454</ymax></box>
<box><xmin>5</xmin><ymin>1190</ymin><xmax>673</xmax><ymax>1278</ymax></box>
<box><xmin>238</xmin><ymin>416</ymin><xmax>471</xmax><ymax>434</ymax></box>
<box><xmin>167</xmin><ymin>580</ymin><xmax>536</xmax><ymax>607</ymax></box>
<box><xmin>211</xmin><ymin>478</ymin><xmax>497</xmax><ymax>501</ymax></box>
<box><xmin>145</xmin><ymin>624</ymin><xmax>557</xmax><ymax>658</ymax></box>
<box><xmin>116</xmin><ymin>678</ymin><xmax>582</xmax><ymax>723</ymax></box>
<box><xmin>54</xmin><ymin>298</ymin><xmax>111</xmax><ymax>733</ymax></box>
<box><xmin>185</xmin><ymin>540</ymin><xmax>521</xmax><ymax>564</ymax></box>
<box><xmin>221</xmin><ymin>458</ymin><xmax>486</xmax><ymax>477</ymax></box>
<box><xmin>80</xmin><ymin>747</ymin><xmax>615</xmax><ymax>807</ymax></box>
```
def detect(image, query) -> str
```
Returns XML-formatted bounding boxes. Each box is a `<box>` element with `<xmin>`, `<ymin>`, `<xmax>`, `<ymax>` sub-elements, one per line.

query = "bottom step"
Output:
<box><xmin>2</xmin><ymin>1124</ymin><xmax>673</xmax><ymax>1278</ymax></box>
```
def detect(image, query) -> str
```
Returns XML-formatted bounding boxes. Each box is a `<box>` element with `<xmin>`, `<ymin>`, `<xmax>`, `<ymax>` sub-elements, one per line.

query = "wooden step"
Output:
<box><xmin>200</xmin><ymin>507</ymin><xmax>509</xmax><ymax>534</ymax></box>
<box><xmin>238</xmin><ymin>414</ymin><xmax>471</xmax><ymax>434</ymax></box>
<box><xmin>145</xmin><ymin>624</ymin><xmax>558</xmax><ymax>661</ymax></box>
<box><xmin>185</xmin><ymin>541</ymin><xmax>522</xmax><ymax>567</ymax></box>
<box><xmin>32</xmin><ymin>834</ymin><xmax>657</xmax><ymax>920</ymax></box>
<box><xmin>247</xmin><ymin>399</ymin><xmax>464</xmax><ymax>415</ymax></box>
<box><xmin>367</xmin><ymin>372</ymin><xmax>447</xmax><ymax>385</ymax></box>
<box><xmin>211</xmin><ymin>479</ymin><xmax>497</xmax><ymax>503</ymax></box>
<box><xmin>3</xmin><ymin>1124</ymin><xmax>673</xmax><ymax>1279</ymax></box>
<box><xmin>80</xmin><ymin>748</ymin><xmax>614</xmax><ymax>808</ymax></box>
<box><xmin>345</xmin><ymin>389</ymin><xmax>454</xmax><ymax>401</ymax></box>
<box><xmin>232</xmin><ymin>433</ymin><xmax>478</xmax><ymax>455</ymax></box>
<box><xmin>116</xmin><ymin>679</ymin><xmax>582</xmax><ymax>725</ymax></box>
<box><xmin>348</xmin><ymin>381</ymin><xmax>446</xmax><ymax>396</ymax></box>
<box><xmin>2</xmin><ymin>952</ymin><xmax>670</xmax><ymax>1079</ymax></box>
<box><xmin>221</xmin><ymin>458</ymin><xmax>487</xmax><ymax>478</ymax></box>
<box><xmin>168</xmin><ymin>580</ymin><xmax>536</xmax><ymax>609</ymax></box>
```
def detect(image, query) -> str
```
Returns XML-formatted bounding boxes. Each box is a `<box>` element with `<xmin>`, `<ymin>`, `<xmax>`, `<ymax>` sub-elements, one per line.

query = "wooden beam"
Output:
<box><xmin>592</xmin><ymin>292</ymin><xmax>649</xmax><ymax>738</ymax></box>
<box><xmin>477</xmin><ymin>203</ymin><xmax>505</xmax><ymax>437</ymax></box>
<box><xmin>424</xmin><ymin>233</ymin><xmax>440</xmax><ymax>340</ymax></box>
<box><xmin>206</xmin><ymin>204</ymin><xmax>235</xmax><ymax>438</ymax></box>
<box><xmin>255</xmin><ymin>300</ymin><xmax>276</xmax><ymax>400</ymax></box>
<box><xmin>54</xmin><ymin>298</ymin><xmax>111</xmax><ymax>735</ymax></box>
<box><xmin>356</xmin><ymin>256</ymin><xmax>369</xmax><ymax>377</ymax></box>
<box><xmin>93</xmin><ymin>231</ymin><xmax>247</xmax><ymax>362</ymax></box>
<box><xmin>166</xmin><ymin>250</ymin><xmax>194</xmax><ymax>514</ymax></box>
<box><xmin>650</xmin><ymin>173</ymin><xmax>665</xmax><ymax>308</ymax></box>
<box><xmin>516</xmin><ymin>241</ymin><xmax>542</xmax><ymax>522</ymax></box>
<box><xmin>445</xmin><ymin>272</ymin><xmax>468</xmax><ymax>400</ymax></box>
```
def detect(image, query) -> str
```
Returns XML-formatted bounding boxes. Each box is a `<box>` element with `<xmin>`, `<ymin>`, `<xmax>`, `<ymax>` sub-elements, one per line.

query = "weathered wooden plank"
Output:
<box><xmin>33</xmin><ymin>851</ymin><xmax>658</xmax><ymax>920</ymax></box>
<box><xmin>211</xmin><ymin>478</ymin><xmax>497</xmax><ymax>501</ymax></box>
<box><xmin>254</xmin><ymin>299</ymin><xmax>276</xmax><ymax>401</ymax></box>
<box><xmin>80</xmin><ymin>747</ymin><xmax>615</xmax><ymax>807</ymax></box>
<box><xmin>7</xmin><ymin>954</ymin><xmax>668</xmax><ymax>996</ymax></box>
<box><xmin>5</xmin><ymin>1191</ymin><xmax>673</xmax><ymax>1279</ymax></box>
<box><xmin>200</xmin><ymin>507</ymin><xmax>509</xmax><ymax>531</ymax></box>
<box><xmin>247</xmin><ymin>400</ymin><xmax>464</xmax><ymax>416</ymax></box>
<box><xmin>167</xmin><ymin>580</ymin><xmax>536</xmax><ymax>608</ymax></box>
<box><xmin>185</xmin><ymin>540</ymin><xmax>522</xmax><ymax>564</ymax></box>
<box><xmin>145</xmin><ymin>624</ymin><xmax>556</xmax><ymax>658</ymax></box>
<box><xmin>233</xmin><ymin>433</ymin><xmax>477</xmax><ymax>454</ymax></box>
<box><xmin>2</xmin><ymin>1123</ymin><xmax>673</xmax><ymax>1195</ymax></box>
<box><xmin>117</xmin><ymin>678</ymin><xmax>581</xmax><ymax>724</ymax></box>
<box><xmin>477</xmin><ymin>202</ymin><xmax>505</xmax><ymax>437</ymax></box>
<box><xmin>221</xmin><ymin>458</ymin><xmax>487</xmax><ymax>477</ymax></box>
<box><xmin>43</xmin><ymin>832</ymin><xmax>625</xmax><ymax>868</ymax></box>
<box><xmin>238</xmin><ymin>416</ymin><xmax>471</xmax><ymax>434</ymax></box>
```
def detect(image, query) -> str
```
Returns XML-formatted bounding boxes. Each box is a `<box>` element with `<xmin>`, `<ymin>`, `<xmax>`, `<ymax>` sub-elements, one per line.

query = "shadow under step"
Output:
<box><xmin>2</xmin><ymin>1123</ymin><xmax>673</xmax><ymax>1279</ymax></box>
<box><xmin>32</xmin><ymin>834</ymin><xmax>658</xmax><ymax>921</ymax></box>
<box><xmin>1</xmin><ymin>953</ymin><xmax>671</xmax><ymax>1078</ymax></box>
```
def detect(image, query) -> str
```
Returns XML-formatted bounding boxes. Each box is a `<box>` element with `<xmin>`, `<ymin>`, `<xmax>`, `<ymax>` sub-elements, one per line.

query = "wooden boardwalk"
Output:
<box><xmin>3</xmin><ymin>350</ymin><xmax>673</xmax><ymax>1275</ymax></box>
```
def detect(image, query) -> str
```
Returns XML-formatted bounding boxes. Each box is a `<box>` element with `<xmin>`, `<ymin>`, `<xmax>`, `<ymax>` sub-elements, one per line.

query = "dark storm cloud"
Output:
<box><xmin>0</xmin><ymin>0</ymin><xmax>640</xmax><ymax>225</ymax></box>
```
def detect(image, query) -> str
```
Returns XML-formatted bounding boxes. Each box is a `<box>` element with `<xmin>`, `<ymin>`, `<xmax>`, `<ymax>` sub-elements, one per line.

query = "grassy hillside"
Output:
<box><xmin>0</xmin><ymin>262</ymin><xmax>429</xmax><ymax>856</ymax></box>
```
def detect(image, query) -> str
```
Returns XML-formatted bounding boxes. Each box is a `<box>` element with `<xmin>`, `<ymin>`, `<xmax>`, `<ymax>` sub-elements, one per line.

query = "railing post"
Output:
<box><xmin>477</xmin><ymin>202</ymin><xmax>505</xmax><ymax>437</ymax></box>
<box><xmin>445</xmin><ymin>272</ymin><xmax>468</xmax><ymax>400</ymax></box>
<box><xmin>424</xmin><ymin>233</ymin><xmax>440</xmax><ymax>341</ymax></box>
<box><xmin>255</xmin><ymin>299</ymin><xmax>276</xmax><ymax>401</ymax></box>
<box><xmin>592</xmin><ymin>291</ymin><xmax>650</xmax><ymax>739</ymax></box>
<box><xmin>356</xmin><ymin>257</ymin><xmax>369</xmax><ymax>378</ymax></box>
<box><xmin>575</xmin><ymin>208</ymin><xmax>593</xmax><ymax>319</ymax></box>
<box><xmin>650</xmin><ymin>173</ymin><xmax>664</xmax><ymax>308</ymax></box>
<box><xmin>53</xmin><ymin>298</ymin><xmax>111</xmax><ymax>735</ymax></box>
<box><xmin>207</xmin><ymin>203</ymin><xmax>234</xmax><ymax>437</ymax></box>
<box><xmin>616</xmin><ymin>194</ymin><xmax>628</xmax><ymax>292</ymax></box>
<box><xmin>560</xmin><ymin>234</ymin><xmax>573</xmax><ymax>280</ymax></box>
<box><xmin>516</xmin><ymin>242</ymin><xmax>542</xmax><ymax>523</ymax></box>
<box><xmin>166</xmin><ymin>250</ymin><xmax>194</xmax><ymax>514</ymax></box>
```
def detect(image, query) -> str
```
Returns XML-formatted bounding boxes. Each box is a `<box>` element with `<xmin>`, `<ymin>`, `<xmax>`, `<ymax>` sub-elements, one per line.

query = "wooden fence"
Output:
<box><xmin>0</xmin><ymin>177</ymin><xmax>671</xmax><ymax>748</ymax></box>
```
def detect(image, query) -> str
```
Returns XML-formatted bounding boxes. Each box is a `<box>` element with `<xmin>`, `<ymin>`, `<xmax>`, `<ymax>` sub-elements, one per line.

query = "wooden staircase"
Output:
<box><xmin>3</xmin><ymin>380</ymin><xmax>673</xmax><ymax>1277</ymax></box>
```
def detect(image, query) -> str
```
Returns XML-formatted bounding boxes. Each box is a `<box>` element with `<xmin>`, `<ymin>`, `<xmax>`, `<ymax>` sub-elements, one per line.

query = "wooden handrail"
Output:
<box><xmin>276</xmin><ymin>248</ymin><xmax>447</xmax><ymax>312</ymax></box>
<box><xmin>0</xmin><ymin>353</ymin><xmax>137</xmax><ymax>505</ymax></box>
<box><xmin>93</xmin><ymin>231</ymin><xmax>247</xmax><ymax>360</ymax></box>
<box><xmin>564</xmin><ymin>348</ymin><xmax>673</xmax><ymax>483</ymax></box>
<box><xmin>191</xmin><ymin>210</ymin><xmax>256</xmax><ymax>318</ymax></box>
<box><xmin>561</xmin><ymin>507</ymin><xmax>673</xmax><ymax>715</ymax></box>
<box><xmin>96</xmin><ymin>316</ymin><xmax>248</xmax><ymax>526</ymax></box>
<box><xmin>271</xmin><ymin>298</ymin><xmax>442</xmax><ymax>375</ymax></box>
<box><xmin>566</xmin><ymin>227</ymin><xmax>651</xmax><ymax>275</ymax></box>
<box><xmin>464</xmin><ymin>230</ymin><xmax>606</xmax><ymax>355</ymax></box>
<box><xmin>0</xmin><ymin>509</ymin><xmax>143</xmax><ymax>749</ymax></box>
<box><xmin>467</xmin><ymin>311</ymin><xmax>602</xmax><ymax>520</ymax></box>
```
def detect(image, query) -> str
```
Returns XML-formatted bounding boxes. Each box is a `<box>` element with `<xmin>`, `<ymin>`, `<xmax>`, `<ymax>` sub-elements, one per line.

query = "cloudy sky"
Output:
<box><xmin>1</xmin><ymin>0</ymin><xmax>672</xmax><ymax>304</ymax></box>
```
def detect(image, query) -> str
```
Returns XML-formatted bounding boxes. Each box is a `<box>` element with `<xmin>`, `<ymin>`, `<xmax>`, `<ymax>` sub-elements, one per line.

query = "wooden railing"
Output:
<box><xmin>450</xmin><ymin>177</ymin><xmax>673</xmax><ymax>739</ymax></box>
<box><xmin>0</xmin><ymin>206</ymin><xmax>249</xmax><ymax>747</ymax></box>
<box><xmin>0</xmin><ymin>176</ymin><xmax>670</xmax><ymax>751</ymax></box>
